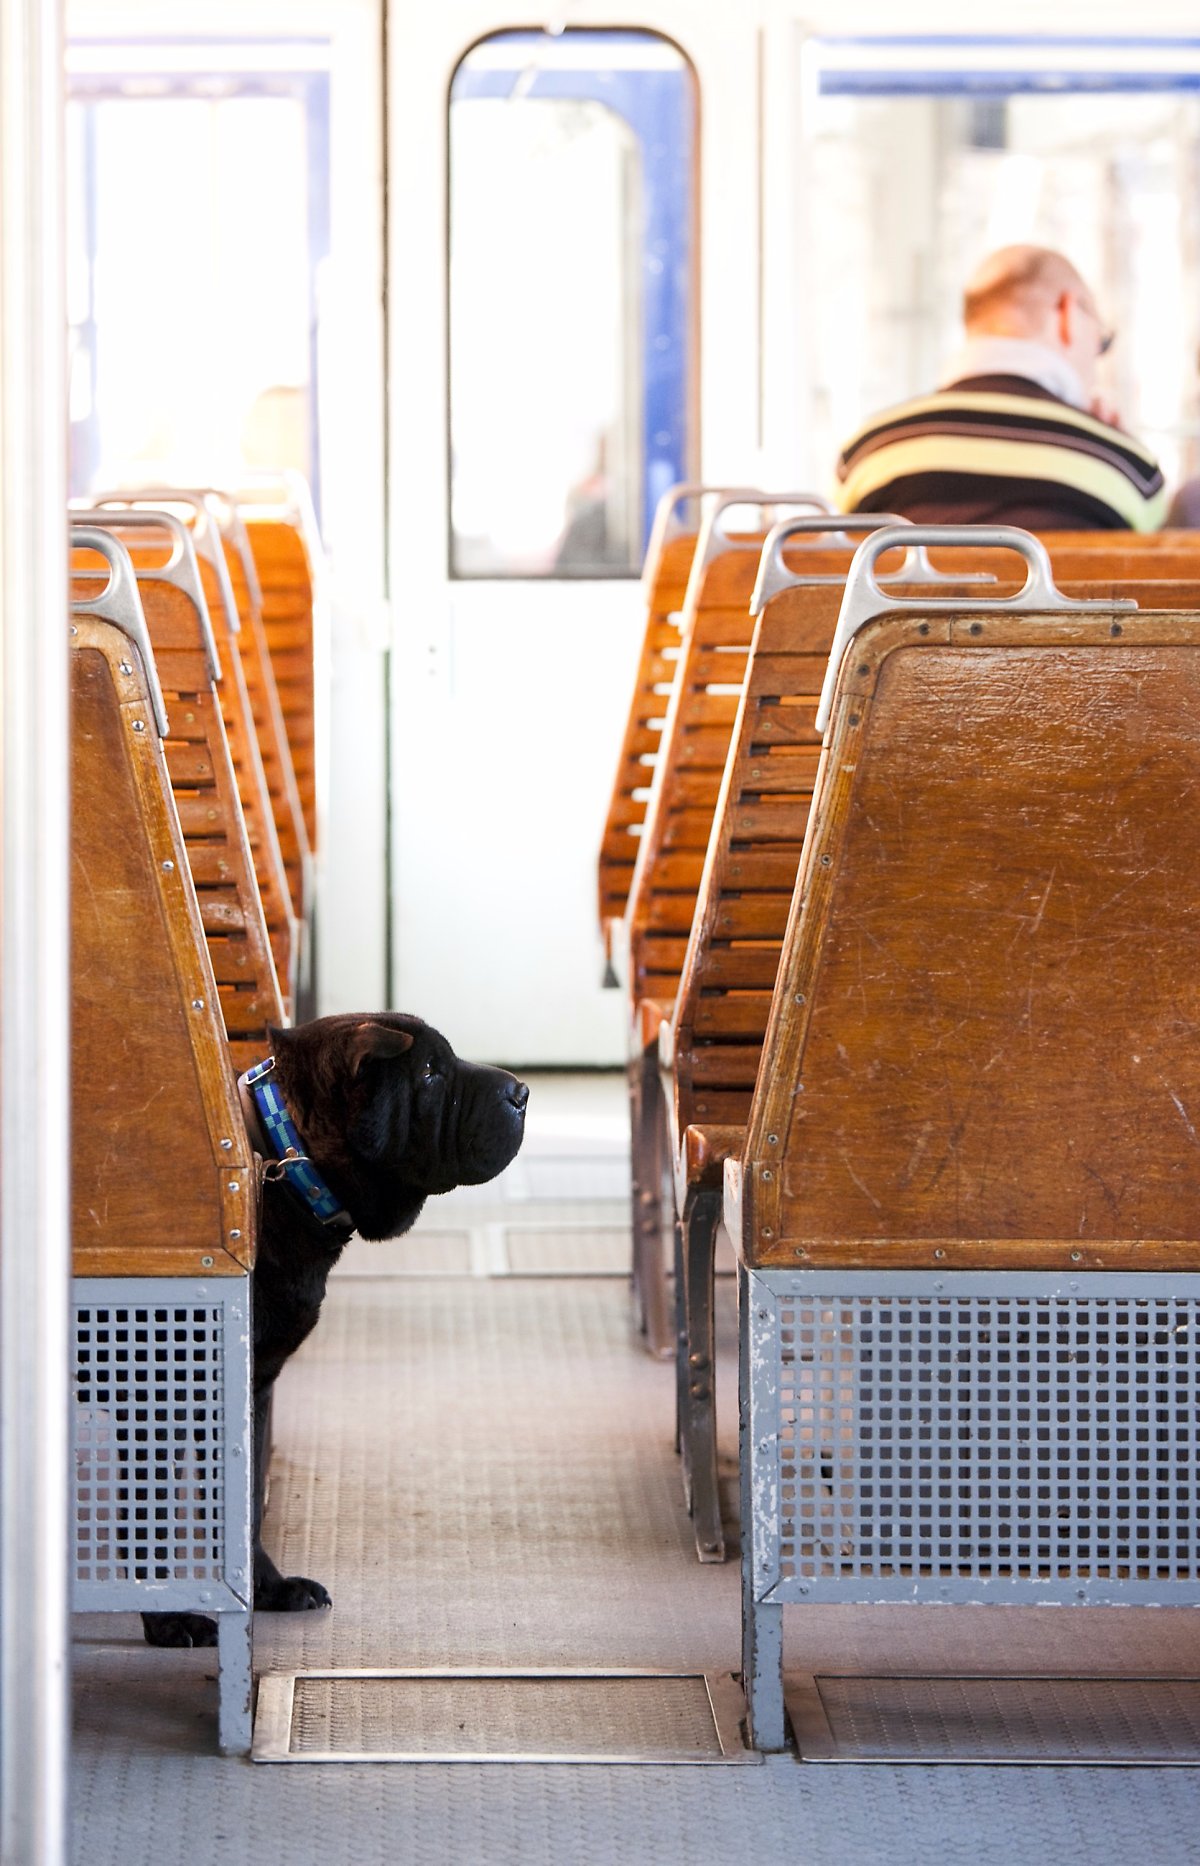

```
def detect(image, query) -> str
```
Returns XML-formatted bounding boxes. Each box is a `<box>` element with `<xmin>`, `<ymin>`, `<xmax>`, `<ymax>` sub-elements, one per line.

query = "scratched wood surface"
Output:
<box><xmin>70</xmin><ymin>617</ymin><xmax>253</xmax><ymax>1277</ymax></box>
<box><xmin>738</xmin><ymin>607</ymin><xmax>1200</xmax><ymax>1270</ymax></box>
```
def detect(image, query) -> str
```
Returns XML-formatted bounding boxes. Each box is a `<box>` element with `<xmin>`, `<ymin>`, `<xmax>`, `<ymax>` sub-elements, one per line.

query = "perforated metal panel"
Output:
<box><xmin>746</xmin><ymin>1273</ymin><xmax>1200</xmax><ymax>1606</ymax></box>
<box><xmin>72</xmin><ymin>1278</ymin><xmax>251</xmax><ymax>1613</ymax></box>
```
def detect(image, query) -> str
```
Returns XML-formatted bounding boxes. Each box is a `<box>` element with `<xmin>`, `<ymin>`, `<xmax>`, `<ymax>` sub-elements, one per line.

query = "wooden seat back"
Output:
<box><xmin>731</xmin><ymin>527</ymin><xmax>1200</xmax><ymax>1272</ymax></box>
<box><xmin>600</xmin><ymin>488</ymin><xmax>831</xmax><ymax>978</ymax></box>
<box><xmin>69</xmin><ymin>528</ymin><xmax>254</xmax><ymax>1277</ymax></box>
<box><xmin>624</xmin><ymin>509</ymin><xmax>910</xmax><ymax>1028</ymax></box>
<box><xmin>244</xmin><ymin>495</ymin><xmax>322</xmax><ymax>854</ymax></box>
<box><xmin>665</xmin><ymin>545</ymin><xmax>1022</xmax><ymax>1155</ymax></box>
<box><xmin>86</xmin><ymin>491</ymin><xmax>301</xmax><ymax>1011</ymax></box>
<box><xmin>211</xmin><ymin>491</ymin><xmax>313</xmax><ymax>922</ymax></box>
<box><xmin>73</xmin><ymin>513</ymin><xmax>285</xmax><ymax>1071</ymax></box>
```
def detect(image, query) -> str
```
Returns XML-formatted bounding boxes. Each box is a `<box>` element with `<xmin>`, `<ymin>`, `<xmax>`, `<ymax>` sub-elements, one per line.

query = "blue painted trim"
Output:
<box><xmin>816</xmin><ymin>34</ymin><xmax>1200</xmax><ymax>47</ymax></box>
<box><xmin>821</xmin><ymin>71</ymin><xmax>1200</xmax><ymax>95</ymax></box>
<box><xmin>811</xmin><ymin>31</ymin><xmax>1200</xmax><ymax>96</ymax></box>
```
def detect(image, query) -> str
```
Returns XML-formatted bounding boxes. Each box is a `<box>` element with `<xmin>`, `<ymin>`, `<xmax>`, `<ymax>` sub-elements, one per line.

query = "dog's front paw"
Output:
<box><xmin>254</xmin><ymin>1573</ymin><xmax>332</xmax><ymax>1613</ymax></box>
<box><xmin>141</xmin><ymin>1610</ymin><xmax>219</xmax><ymax>1648</ymax></box>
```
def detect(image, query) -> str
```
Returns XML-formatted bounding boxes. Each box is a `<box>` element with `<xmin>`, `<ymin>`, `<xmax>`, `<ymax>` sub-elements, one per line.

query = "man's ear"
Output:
<box><xmin>347</xmin><ymin>1021</ymin><xmax>416</xmax><ymax>1075</ymax></box>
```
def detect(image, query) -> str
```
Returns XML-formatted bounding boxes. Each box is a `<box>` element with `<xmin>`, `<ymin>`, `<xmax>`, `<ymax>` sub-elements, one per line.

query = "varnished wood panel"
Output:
<box><xmin>743</xmin><ymin>608</ymin><xmax>1200</xmax><ymax>1270</ymax></box>
<box><xmin>70</xmin><ymin>619</ymin><xmax>253</xmax><ymax>1277</ymax></box>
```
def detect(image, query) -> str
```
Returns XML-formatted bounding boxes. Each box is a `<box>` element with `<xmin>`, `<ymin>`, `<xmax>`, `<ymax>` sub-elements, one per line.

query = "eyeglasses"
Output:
<box><xmin>1077</xmin><ymin>295</ymin><xmax>1116</xmax><ymax>356</ymax></box>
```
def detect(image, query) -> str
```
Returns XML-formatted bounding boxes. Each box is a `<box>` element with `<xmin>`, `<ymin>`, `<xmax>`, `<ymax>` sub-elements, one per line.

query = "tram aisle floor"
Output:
<box><xmin>71</xmin><ymin>1071</ymin><xmax>1200</xmax><ymax>1866</ymax></box>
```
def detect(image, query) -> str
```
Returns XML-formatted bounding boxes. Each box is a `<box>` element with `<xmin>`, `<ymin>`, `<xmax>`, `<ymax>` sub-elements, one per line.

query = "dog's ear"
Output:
<box><xmin>266</xmin><ymin>1023</ymin><xmax>295</xmax><ymax>1051</ymax></box>
<box><xmin>347</xmin><ymin>1021</ymin><xmax>416</xmax><ymax>1075</ymax></box>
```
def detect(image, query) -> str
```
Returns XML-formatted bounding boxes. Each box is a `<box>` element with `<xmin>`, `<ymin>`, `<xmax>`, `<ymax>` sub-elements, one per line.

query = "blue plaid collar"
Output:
<box><xmin>238</xmin><ymin>1055</ymin><xmax>353</xmax><ymax>1230</ymax></box>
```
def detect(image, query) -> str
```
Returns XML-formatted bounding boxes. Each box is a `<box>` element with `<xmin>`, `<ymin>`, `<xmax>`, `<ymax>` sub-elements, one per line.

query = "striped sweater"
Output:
<box><xmin>834</xmin><ymin>374</ymin><xmax>1167</xmax><ymax>532</ymax></box>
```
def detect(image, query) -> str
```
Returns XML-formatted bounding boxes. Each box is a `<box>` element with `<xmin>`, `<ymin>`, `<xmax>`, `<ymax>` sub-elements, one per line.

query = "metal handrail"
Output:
<box><xmin>815</xmin><ymin>523</ymin><xmax>1139</xmax><ymax>734</ymax></box>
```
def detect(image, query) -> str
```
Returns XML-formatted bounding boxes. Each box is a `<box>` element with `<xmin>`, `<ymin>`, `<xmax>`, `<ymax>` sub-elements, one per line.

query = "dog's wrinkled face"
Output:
<box><xmin>267</xmin><ymin>1012</ymin><xmax>528</xmax><ymax>1237</ymax></box>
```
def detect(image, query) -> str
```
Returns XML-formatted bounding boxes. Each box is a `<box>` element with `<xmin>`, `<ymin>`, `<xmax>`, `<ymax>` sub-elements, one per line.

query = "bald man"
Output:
<box><xmin>835</xmin><ymin>245</ymin><xmax>1166</xmax><ymax>531</ymax></box>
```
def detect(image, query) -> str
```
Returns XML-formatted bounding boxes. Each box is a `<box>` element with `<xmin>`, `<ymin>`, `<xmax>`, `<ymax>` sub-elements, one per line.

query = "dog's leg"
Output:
<box><xmin>251</xmin><ymin>1382</ymin><xmax>332</xmax><ymax>1613</ymax></box>
<box><xmin>141</xmin><ymin>1609</ymin><xmax>218</xmax><ymax>1648</ymax></box>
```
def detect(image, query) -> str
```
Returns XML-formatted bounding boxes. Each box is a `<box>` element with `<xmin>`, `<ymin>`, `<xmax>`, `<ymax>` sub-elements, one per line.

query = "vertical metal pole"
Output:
<box><xmin>0</xmin><ymin>0</ymin><xmax>71</xmax><ymax>1857</ymax></box>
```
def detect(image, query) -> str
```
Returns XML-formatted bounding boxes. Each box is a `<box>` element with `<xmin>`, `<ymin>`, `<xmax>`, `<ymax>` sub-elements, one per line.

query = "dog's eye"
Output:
<box><xmin>421</xmin><ymin>1060</ymin><xmax>442</xmax><ymax>1084</ymax></box>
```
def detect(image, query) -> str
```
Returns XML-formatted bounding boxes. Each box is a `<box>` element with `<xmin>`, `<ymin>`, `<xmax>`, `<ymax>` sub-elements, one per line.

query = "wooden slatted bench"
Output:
<box><xmin>659</xmin><ymin>524</ymin><xmax>999</xmax><ymax>1557</ymax></box>
<box><xmin>69</xmin><ymin>525</ymin><xmax>255</xmax><ymax>1754</ymax></box>
<box><xmin>209</xmin><ymin>488</ymin><xmax>314</xmax><ymax>932</ymax></box>
<box><xmin>73</xmin><ymin>512</ymin><xmax>286</xmax><ymax>1072</ymax></box>
<box><xmin>623</xmin><ymin>500</ymin><xmax>902</xmax><ymax>1357</ymax></box>
<box><xmin>724</xmin><ymin>526</ymin><xmax>1200</xmax><ymax>1751</ymax></box>
<box><xmin>87</xmin><ymin>491</ymin><xmax>301</xmax><ymax>1013</ymax></box>
<box><xmin>242</xmin><ymin>480</ymin><xmax>324</xmax><ymax>856</ymax></box>
<box><xmin>599</xmin><ymin>485</ymin><xmax>830</xmax><ymax>990</ymax></box>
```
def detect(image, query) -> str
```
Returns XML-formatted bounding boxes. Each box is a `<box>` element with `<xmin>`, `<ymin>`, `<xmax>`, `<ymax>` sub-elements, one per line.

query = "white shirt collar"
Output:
<box><xmin>938</xmin><ymin>336</ymin><xmax>1087</xmax><ymax>411</ymax></box>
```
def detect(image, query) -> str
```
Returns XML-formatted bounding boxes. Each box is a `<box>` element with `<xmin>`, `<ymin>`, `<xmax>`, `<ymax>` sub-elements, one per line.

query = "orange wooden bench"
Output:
<box><xmin>723</xmin><ymin>526</ymin><xmax>1200</xmax><ymax>1750</ymax></box>
<box><xmin>86</xmin><ymin>491</ymin><xmax>301</xmax><ymax>1012</ymax></box>
<box><xmin>242</xmin><ymin>483</ymin><xmax>323</xmax><ymax>856</ymax></box>
<box><xmin>666</xmin><ymin>529</ymin><xmax>1200</xmax><ymax>1559</ymax></box>
<box><xmin>656</xmin><ymin>523</ymin><xmax>998</xmax><ymax>1556</ymax></box>
<box><xmin>623</xmin><ymin>500</ymin><xmax>907</xmax><ymax>1357</ymax></box>
<box><xmin>69</xmin><ymin>524</ymin><xmax>255</xmax><ymax>1751</ymax></box>
<box><xmin>207</xmin><ymin>488</ymin><xmax>314</xmax><ymax>930</ymax></box>
<box><xmin>599</xmin><ymin>486</ymin><xmax>831</xmax><ymax>988</ymax></box>
<box><xmin>73</xmin><ymin>511</ymin><xmax>286</xmax><ymax>1072</ymax></box>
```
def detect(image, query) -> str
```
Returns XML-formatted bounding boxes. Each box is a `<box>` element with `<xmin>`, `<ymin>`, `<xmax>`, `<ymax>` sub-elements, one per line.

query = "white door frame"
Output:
<box><xmin>385</xmin><ymin>2</ymin><xmax>764</xmax><ymax>1063</ymax></box>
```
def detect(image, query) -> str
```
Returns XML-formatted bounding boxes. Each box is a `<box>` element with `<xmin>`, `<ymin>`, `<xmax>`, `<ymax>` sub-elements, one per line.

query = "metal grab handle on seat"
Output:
<box><xmin>74</xmin><ymin>506</ymin><xmax>222</xmax><ymax>685</ymax></box>
<box><xmin>752</xmin><ymin>514</ymin><xmax>1002</xmax><ymax>615</ymax></box>
<box><xmin>69</xmin><ymin>524</ymin><xmax>171</xmax><ymax>740</ymax></box>
<box><xmin>814</xmin><ymin>523</ymin><xmax>1140</xmax><ymax>734</ymax></box>
<box><xmin>91</xmin><ymin>488</ymin><xmax>242</xmax><ymax>636</ymax></box>
<box><xmin>751</xmin><ymin>513</ymin><xmax>907</xmax><ymax>615</ymax></box>
<box><xmin>700</xmin><ymin>488</ymin><xmax>832</xmax><ymax>571</ymax></box>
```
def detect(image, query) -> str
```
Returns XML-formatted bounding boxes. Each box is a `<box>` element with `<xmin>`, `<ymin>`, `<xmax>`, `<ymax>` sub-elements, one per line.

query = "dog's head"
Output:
<box><xmin>266</xmin><ymin>1012</ymin><xmax>528</xmax><ymax>1239</ymax></box>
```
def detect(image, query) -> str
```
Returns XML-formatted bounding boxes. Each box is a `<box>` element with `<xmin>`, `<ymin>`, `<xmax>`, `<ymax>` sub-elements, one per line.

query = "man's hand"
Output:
<box><xmin>1090</xmin><ymin>394</ymin><xmax>1123</xmax><ymax>429</ymax></box>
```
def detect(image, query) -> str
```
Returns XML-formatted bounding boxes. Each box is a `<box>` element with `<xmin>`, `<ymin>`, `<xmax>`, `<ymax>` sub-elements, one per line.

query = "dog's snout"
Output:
<box><xmin>508</xmin><ymin>1080</ymin><xmax>530</xmax><ymax>1111</ymax></box>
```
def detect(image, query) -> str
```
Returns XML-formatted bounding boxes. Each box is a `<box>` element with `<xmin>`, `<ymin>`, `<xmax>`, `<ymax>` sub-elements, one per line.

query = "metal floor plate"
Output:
<box><xmin>254</xmin><ymin>1669</ymin><xmax>759</xmax><ymax>1764</ymax></box>
<box><xmin>788</xmin><ymin>1674</ymin><xmax>1200</xmax><ymax>1765</ymax></box>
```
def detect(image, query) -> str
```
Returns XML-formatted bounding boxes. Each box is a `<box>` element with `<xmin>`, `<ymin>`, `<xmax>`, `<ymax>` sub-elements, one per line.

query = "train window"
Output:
<box><xmin>801</xmin><ymin>38</ymin><xmax>1200</xmax><ymax>491</ymax></box>
<box><xmin>66</xmin><ymin>43</ymin><xmax>329</xmax><ymax>511</ymax></box>
<box><xmin>448</xmin><ymin>29</ymin><xmax>696</xmax><ymax>579</ymax></box>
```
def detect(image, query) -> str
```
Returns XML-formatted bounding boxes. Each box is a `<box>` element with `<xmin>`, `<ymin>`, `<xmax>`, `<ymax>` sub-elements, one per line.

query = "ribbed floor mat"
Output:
<box><xmin>254</xmin><ymin>1669</ymin><xmax>757</xmax><ymax>1764</ymax></box>
<box><xmin>788</xmin><ymin>1674</ymin><xmax>1200</xmax><ymax>1764</ymax></box>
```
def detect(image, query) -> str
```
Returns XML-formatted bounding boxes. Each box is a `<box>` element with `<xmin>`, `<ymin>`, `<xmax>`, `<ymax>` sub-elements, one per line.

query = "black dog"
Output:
<box><xmin>143</xmin><ymin>1012</ymin><xmax>528</xmax><ymax>1647</ymax></box>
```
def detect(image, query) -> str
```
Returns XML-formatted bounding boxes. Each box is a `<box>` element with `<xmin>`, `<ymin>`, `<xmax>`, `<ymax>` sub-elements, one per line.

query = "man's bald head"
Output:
<box><xmin>960</xmin><ymin>245</ymin><xmax>1110</xmax><ymax>399</ymax></box>
<box><xmin>963</xmin><ymin>246</ymin><xmax>1093</xmax><ymax>334</ymax></box>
